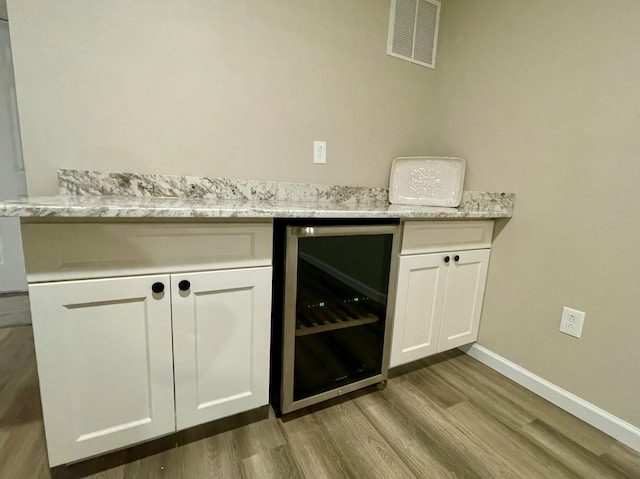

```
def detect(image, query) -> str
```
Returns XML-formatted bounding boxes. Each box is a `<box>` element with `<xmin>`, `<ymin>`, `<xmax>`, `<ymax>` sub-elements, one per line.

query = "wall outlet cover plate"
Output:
<box><xmin>559</xmin><ymin>306</ymin><xmax>586</xmax><ymax>339</ymax></box>
<box><xmin>389</xmin><ymin>157</ymin><xmax>465</xmax><ymax>207</ymax></box>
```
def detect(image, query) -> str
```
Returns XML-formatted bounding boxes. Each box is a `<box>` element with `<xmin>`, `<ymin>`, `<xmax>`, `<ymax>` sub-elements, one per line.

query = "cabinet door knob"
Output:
<box><xmin>178</xmin><ymin>280</ymin><xmax>191</xmax><ymax>291</ymax></box>
<box><xmin>151</xmin><ymin>282</ymin><xmax>165</xmax><ymax>294</ymax></box>
<box><xmin>444</xmin><ymin>256</ymin><xmax>450</xmax><ymax>263</ymax></box>
<box><xmin>454</xmin><ymin>255</ymin><xmax>460</xmax><ymax>262</ymax></box>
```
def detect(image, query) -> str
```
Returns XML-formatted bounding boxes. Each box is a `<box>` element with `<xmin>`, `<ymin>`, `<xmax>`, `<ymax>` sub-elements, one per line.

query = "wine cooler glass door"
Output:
<box><xmin>281</xmin><ymin>225</ymin><xmax>398</xmax><ymax>413</ymax></box>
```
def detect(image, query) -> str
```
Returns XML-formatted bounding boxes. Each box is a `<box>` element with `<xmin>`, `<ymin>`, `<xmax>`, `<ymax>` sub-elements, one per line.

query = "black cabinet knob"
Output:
<box><xmin>444</xmin><ymin>256</ymin><xmax>450</xmax><ymax>263</ymax></box>
<box><xmin>178</xmin><ymin>280</ymin><xmax>191</xmax><ymax>292</ymax></box>
<box><xmin>151</xmin><ymin>282</ymin><xmax>165</xmax><ymax>294</ymax></box>
<box><xmin>454</xmin><ymin>255</ymin><xmax>460</xmax><ymax>262</ymax></box>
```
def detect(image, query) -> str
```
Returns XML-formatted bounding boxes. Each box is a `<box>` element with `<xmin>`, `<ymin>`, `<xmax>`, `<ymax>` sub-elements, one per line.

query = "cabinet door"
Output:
<box><xmin>29</xmin><ymin>275</ymin><xmax>175</xmax><ymax>466</ymax></box>
<box><xmin>171</xmin><ymin>267</ymin><xmax>272</xmax><ymax>430</ymax></box>
<box><xmin>439</xmin><ymin>249</ymin><xmax>490</xmax><ymax>351</ymax></box>
<box><xmin>390</xmin><ymin>253</ymin><xmax>447</xmax><ymax>368</ymax></box>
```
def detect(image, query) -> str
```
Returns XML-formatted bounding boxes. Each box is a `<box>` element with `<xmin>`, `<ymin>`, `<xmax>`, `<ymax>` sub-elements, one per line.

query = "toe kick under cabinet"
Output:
<box><xmin>21</xmin><ymin>221</ymin><xmax>273</xmax><ymax>466</ymax></box>
<box><xmin>390</xmin><ymin>221</ymin><xmax>494</xmax><ymax>368</ymax></box>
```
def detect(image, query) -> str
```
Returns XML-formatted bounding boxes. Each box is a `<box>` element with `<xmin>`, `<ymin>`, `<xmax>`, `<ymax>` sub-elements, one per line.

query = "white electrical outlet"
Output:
<box><xmin>314</xmin><ymin>141</ymin><xmax>327</xmax><ymax>164</ymax></box>
<box><xmin>559</xmin><ymin>306</ymin><xmax>586</xmax><ymax>338</ymax></box>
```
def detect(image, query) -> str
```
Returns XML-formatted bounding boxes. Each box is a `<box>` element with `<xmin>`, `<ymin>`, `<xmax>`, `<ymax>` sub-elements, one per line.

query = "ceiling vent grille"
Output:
<box><xmin>387</xmin><ymin>0</ymin><xmax>441</xmax><ymax>69</ymax></box>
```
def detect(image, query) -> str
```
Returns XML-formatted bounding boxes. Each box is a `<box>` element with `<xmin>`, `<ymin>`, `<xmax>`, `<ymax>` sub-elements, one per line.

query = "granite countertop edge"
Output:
<box><xmin>0</xmin><ymin>193</ymin><xmax>514</xmax><ymax>220</ymax></box>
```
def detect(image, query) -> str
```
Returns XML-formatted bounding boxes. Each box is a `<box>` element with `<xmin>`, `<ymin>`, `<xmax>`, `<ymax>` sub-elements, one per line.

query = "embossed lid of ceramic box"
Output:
<box><xmin>388</xmin><ymin>157</ymin><xmax>466</xmax><ymax>207</ymax></box>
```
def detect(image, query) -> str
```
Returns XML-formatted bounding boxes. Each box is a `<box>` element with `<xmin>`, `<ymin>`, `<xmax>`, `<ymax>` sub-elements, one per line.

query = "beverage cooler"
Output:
<box><xmin>270</xmin><ymin>219</ymin><xmax>399</xmax><ymax>415</ymax></box>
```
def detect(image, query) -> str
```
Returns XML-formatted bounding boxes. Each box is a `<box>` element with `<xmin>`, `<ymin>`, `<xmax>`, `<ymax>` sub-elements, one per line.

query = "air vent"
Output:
<box><xmin>387</xmin><ymin>0</ymin><xmax>441</xmax><ymax>69</ymax></box>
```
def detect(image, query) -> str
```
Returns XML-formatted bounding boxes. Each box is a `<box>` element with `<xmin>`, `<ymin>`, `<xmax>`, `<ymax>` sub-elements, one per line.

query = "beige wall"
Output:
<box><xmin>8</xmin><ymin>0</ymin><xmax>640</xmax><ymax>428</ymax></box>
<box><xmin>7</xmin><ymin>0</ymin><xmax>437</xmax><ymax>196</ymax></box>
<box><xmin>432</xmin><ymin>0</ymin><xmax>640</xmax><ymax>426</ymax></box>
<box><xmin>0</xmin><ymin>0</ymin><xmax>7</xmax><ymax>21</ymax></box>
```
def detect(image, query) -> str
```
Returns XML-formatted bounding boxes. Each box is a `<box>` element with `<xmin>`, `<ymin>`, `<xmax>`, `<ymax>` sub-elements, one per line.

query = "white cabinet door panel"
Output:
<box><xmin>29</xmin><ymin>275</ymin><xmax>175</xmax><ymax>466</ymax></box>
<box><xmin>390</xmin><ymin>253</ymin><xmax>446</xmax><ymax>368</ymax></box>
<box><xmin>390</xmin><ymin>248</ymin><xmax>491</xmax><ymax>366</ymax></box>
<box><xmin>439</xmin><ymin>249</ymin><xmax>490</xmax><ymax>350</ymax></box>
<box><xmin>172</xmin><ymin>267</ymin><xmax>272</xmax><ymax>430</ymax></box>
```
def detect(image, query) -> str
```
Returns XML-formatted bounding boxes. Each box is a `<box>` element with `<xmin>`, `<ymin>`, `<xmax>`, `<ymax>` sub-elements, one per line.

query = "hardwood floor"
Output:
<box><xmin>0</xmin><ymin>293</ymin><xmax>31</xmax><ymax>327</ymax></box>
<box><xmin>1</xmin><ymin>325</ymin><xmax>638</xmax><ymax>479</ymax></box>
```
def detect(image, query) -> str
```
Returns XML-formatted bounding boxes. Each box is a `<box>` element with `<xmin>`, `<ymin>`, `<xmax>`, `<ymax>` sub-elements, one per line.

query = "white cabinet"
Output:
<box><xmin>390</xmin><ymin>253</ymin><xmax>446</xmax><ymax>363</ymax></box>
<box><xmin>172</xmin><ymin>268</ymin><xmax>272</xmax><ymax>430</ymax></box>
<box><xmin>390</xmin><ymin>221</ymin><xmax>493</xmax><ymax>368</ymax></box>
<box><xmin>29</xmin><ymin>275</ymin><xmax>176</xmax><ymax>466</ymax></box>
<box><xmin>23</xmin><ymin>222</ymin><xmax>273</xmax><ymax>466</ymax></box>
<box><xmin>438</xmin><ymin>249</ymin><xmax>490</xmax><ymax>351</ymax></box>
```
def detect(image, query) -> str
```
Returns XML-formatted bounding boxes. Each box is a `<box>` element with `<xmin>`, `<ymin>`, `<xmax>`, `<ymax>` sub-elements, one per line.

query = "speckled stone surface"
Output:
<box><xmin>58</xmin><ymin>169</ymin><xmax>390</xmax><ymax>204</ymax></box>
<box><xmin>0</xmin><ymin>191</ymin><xmax>514</xmax><ymax>219</ymax></box>
<box><xmin>0</xmin><ymin>168</ymin><xmax>515</xmax><ymax>219</ymax></box>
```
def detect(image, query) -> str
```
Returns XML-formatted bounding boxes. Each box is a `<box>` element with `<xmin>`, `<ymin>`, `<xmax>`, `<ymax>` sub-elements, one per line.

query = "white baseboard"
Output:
<box><xmin>459</xmin><ymin>343</ymin><xmax>640</xmax><ymax>453</ymax></box>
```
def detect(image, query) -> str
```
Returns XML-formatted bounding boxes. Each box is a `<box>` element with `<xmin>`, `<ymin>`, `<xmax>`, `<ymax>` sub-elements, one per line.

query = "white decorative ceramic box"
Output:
<box><xmin>388</xmin><ymin>157</ymin><xmax>466</xmax><ymax>207</ymax></box>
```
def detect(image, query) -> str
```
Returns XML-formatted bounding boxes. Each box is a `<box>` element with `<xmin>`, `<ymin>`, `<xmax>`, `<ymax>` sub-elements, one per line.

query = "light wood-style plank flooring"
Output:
<box><xmin>1</xmin><ymin>325</ymin><xmax>638</xmax><ymax>479</ymax></box>
<box><xmin>0</xmin><ymin>293</ymin><xmax>31</xmax><ymax>328</ymax></box>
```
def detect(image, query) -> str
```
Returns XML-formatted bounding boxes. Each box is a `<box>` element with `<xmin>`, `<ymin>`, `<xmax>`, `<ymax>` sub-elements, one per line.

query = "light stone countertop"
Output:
<box><xmin>0</xmin><ymin>192</ymin><xmax>514</xmax><ymax>219</ymax></box>
<box><xmin>0</xmin><ymin>170</ymin><xmax>515</xmax><ymax>219</ymax></box>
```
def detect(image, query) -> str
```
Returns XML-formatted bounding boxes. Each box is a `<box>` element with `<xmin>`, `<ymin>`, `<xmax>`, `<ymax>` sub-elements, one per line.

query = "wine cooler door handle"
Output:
<box><xmin>294</xmin><ymin>226</ymin><xmax>316</xmax><ymax>237</ymax></box>
<box><xmin>291</xmin><ymin>225</ymin><xmax>399</xmax><ymax>238</ymax></box>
